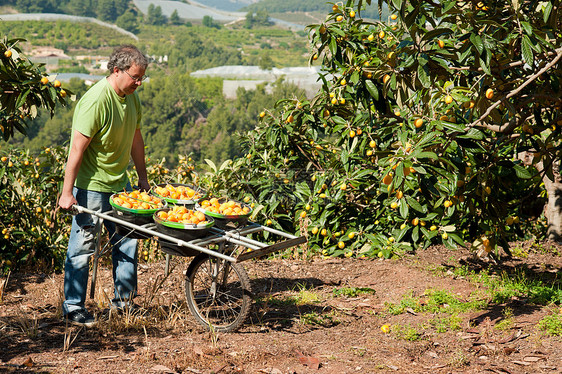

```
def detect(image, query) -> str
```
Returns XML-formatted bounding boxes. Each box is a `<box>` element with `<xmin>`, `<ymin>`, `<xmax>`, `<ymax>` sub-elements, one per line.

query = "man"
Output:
<box><xmin>58</xmin><ymin>44</ymin><xmax>150</xmax><ymax>327</ymax></box>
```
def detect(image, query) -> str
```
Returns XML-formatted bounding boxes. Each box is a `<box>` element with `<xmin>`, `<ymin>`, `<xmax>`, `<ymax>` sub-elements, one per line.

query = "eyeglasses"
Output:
<box><xmin>123</xmin><ymin>69</ymin><xmax>148</xmax><ymax>83</ymax></box>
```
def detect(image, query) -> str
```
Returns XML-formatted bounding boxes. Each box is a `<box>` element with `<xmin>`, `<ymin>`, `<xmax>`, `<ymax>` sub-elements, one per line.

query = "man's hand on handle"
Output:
<box><xmin>138</xmin><ymin>179</ymin><xmax>150</xmax><ymax>192</ymax></box>
<box><xmin>58</xmin><ymin>193</ymin><xmax>78</xmax><ymax>210</ymax></box>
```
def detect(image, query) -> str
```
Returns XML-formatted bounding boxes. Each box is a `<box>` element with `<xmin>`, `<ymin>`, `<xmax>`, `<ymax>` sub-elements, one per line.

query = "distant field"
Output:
<box><xmin>270</xmin><ymin>11</ymin><xmax>325</xmax><ymax>26</ymax></box>
<box><xmin>0</xmin><ymin>19</ymin><xmax>136</xmax><ymax>50</ymax></box>
<box><xmin>132</xmin><ymin>0</ymin><xmax>243</xmax><ymax>21</ymax></box>
<box><xmin>188</xmin><ymin>0</ymin><xmax>257</xmax><ymax>12</ymax></box>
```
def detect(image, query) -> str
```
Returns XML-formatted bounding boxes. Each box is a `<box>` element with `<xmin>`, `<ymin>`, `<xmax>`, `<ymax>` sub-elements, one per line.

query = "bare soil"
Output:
<box><xmin>1</xmin><ymin>244</ymin><xmax>562</xmax><ymax>374</ymax></box>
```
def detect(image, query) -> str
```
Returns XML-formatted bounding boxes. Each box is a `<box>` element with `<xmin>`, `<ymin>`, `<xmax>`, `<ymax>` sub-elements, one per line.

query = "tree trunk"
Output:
<box><xmin>543</xmin><ymin>164</ymin><xmax>562</xmax><ymax>241</ymax></box>
<box><xmin>522</xmin><ymin>151</ymin><xmax>562</xmax><ymax>241</ymax></box>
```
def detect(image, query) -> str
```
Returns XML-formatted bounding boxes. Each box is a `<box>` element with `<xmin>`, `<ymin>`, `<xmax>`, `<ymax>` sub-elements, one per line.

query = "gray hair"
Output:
<box><xmin>107</xmin><ymin>44</ymin><xmax>149</xmax><ymax>73</ymax></box>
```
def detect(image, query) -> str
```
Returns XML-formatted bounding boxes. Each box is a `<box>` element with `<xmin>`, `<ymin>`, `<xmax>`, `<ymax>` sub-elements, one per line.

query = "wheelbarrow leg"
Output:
<box><xmin>165</xmin><ymin>253</ymin><xmax>171</xmax><ymax>276</ymax></box>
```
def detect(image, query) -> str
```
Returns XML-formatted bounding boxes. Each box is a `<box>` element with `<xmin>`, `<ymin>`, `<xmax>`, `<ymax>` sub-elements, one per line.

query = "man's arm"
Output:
<box><xmin>131</xmin><ymin>128</ymin><xmax>149</xmax><ymax>191</ymax></box>
<box><xmin>58</xmin><ymin>130</ymin><xmax>92</xmax><ymax>210</ymax></box>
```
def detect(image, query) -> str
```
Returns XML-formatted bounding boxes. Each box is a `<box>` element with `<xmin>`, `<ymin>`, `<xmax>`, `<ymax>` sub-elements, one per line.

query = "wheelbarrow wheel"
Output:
<box><xmin>185</xmin><ymin>254</ymin><xmax>252</xmax><ymax>332</ymax></box>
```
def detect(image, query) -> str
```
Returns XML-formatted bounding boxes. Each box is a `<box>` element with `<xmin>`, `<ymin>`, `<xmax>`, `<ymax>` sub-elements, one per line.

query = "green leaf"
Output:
<box><xmin>469</xmin><ymin>34</ymin><xmax>484</xmax><ymax>54</ymax></box>
<box><xmin>417</xmin><ymin>64</ymin><xmax>430</xmax><ymax>88</ymax></box>
<box><xmin>405</xmin><ymin>196</ymin><xmax>426</xmax><ymax>213</ymax></box>
<box><xmin>295</xmin><ymin>181</ymin><xmax>311</xmax><ymax>198</ymax></box>
<box><xmin>520</xmin><ymin>21</ymin><xmax>533</xmax><ymax>35</ymax></box>
<box><xmin>350</xmin><ymin>70</ymin><xmax>360</xmax><ymax>84</ymax></box>
<box><xmin>521</xmin><ymin>36</ymin><xmax>534</xmax><ymax>67</ymax></box>
<box><xmin>411</xmin><ymin>225</ymin><xmax>419</xmax><ymax>242</ymax></box>
<box><xmin>365</xmin><ymin>80</ymin><xmax>379</xmax><ymax>101</ymax></box>
<box><xmin>396</xmin><ymin>227</ymin><xmax>407</xmax><ymax>242</ymax></box>
<box><xmin>204</xmin><ymin>159</ymin><xmax>217</xmax><ymax>173</ymax></box>
<box><xmin>332</xmin><ymin>116</ymin><xmax>347</xmax><ymax>126</ymax></box>
<box><xmin>399</xmin><ymin>200</ymin><xmax>409</xmax><ymax>219</ymax></box>
<box><xmin>416</xmin><ymin>151</ymin><xmax>438</xmax><ymax>160</ymax></box>
<box><xmin>341</xmin><ymin>149</ymin><xmax>349</xmax><ymax>172</ymax></box>
<box><xmin>449</xmin><ymin>233</ymin><xmax>465</xmax><ymax>247</ymax></box>
<box><xmin>15</xmin><ymin>88</ymin><xmax>30</xmax><ymax>110</ymax></box>
<box><xmin>441</xmin><ymin>121</ymin><xmax>466</xmax><ymax>132</ymax></box>
<box><xmin>513</xmin><ymin>164</ymin><xmax>532</xmax><ymax>179</ymax></box>
<box><xmin>218</xmin><ymin>159</ymin><xmax>232</xmax><ymax>171</ymax></box>
<box><xmin>329</xmin><ymin>38</ymin><xmax>337</xmax><ymax>56</ymax></box>
<box><xmin>543</xmin><ymin>1</ymin><xmax>553</xmax><ymax>23</ymax></box>
<box><xmin>458</xmin><ymin>128</ymin><xmax>485</xmax><ymax>140</ymax></box>
<box><xmin>479</xmin><ymin>57</ymin><xmax>491</xmax><ymax>75</ymax></box>
<box><xmin>420</xmin><ymin>28</ymin><xmax>453</xmax><ymax>42</ymax></box>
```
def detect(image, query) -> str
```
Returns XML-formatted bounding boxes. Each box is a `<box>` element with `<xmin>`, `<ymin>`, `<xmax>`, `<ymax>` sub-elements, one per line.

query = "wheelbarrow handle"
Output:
<box><xmin>70</xmin><ymin>204</ymin><xmax>86</xmax><ymax>215</ymax></box>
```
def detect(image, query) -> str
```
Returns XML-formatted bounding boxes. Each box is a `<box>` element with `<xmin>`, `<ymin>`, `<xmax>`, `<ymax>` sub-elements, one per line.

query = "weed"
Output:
<box><xmin>510</xmin><ymin>246</ymin><xmax>529</xmax><ymax>258</ymax></box>
<box><xmin>0</xmin><ymin>270</ymin><xmax>10</xmax><ymax>303</ymax></box>
<box><xmin>300</xmin><ymin>310</ymin><xmax>339</xmax><ymax>327</ymax></box>
<box><xmin>255</xmin><ymin>285</ymin><xmax>321</xmax><ymax>309</ymax></box>
<box><xmin>256</xmin><ymin>294</ymin><xmax>297</xmax><ymax>307</ymax></box>
<box><xmin>392</xmin><ymin>323</ymin><xmax>421</xmax><ymax>341</ymax></box>
<box><xmin>427</xmin><ymin>314</ymin><xmax>463</xmax><ymax>333</ymax></box>
<box><xmin>434</xmin><ymin>263</ymin><xmax>562</xmax><ymax>308</ymax></box>
<box><xmin>494</xmin><ymin>307</ymin><xmax>514</xmax><ymax>331</ymax></box>
<box><xmin>385</xmin><ymin>293</ymin><xmax>420</xmax><ymax>315</ymax></box>
<box><xmin>290</xmin><ymin>283</ymin><xmax>321</xmax><ymax>305</ymax></box>
<box><xmin>15</xmin><ymin>310</ymin><xmax>39</xmax><ymax>339</ymax></box>
<box><xmin>349</xmin><ymin>346</ymin><xmax>367</xmax><ymax>357</ymax></box>
<box><xmin>386</xmin><ymin>289</ymin><xmax>486</xmax><ymax>316</ymax></box>
<box><xmin>333</xmin><ymin>287</ymin><xmax>375</xmax><ymax>298</ymax></box>
<box><xmin>63</xmin><ymin>323</ymin><xmax>82</xmax><ymax>352</ymax></box>
<box><xmin>448</xmin><ymin>349</ymin><xmax>469</xmax><ymax>368</ymax></box>
<box><xmin>208</xmin><ymin>323</ymin><xmax>218</xmax><ymax>348</ymax></box>
<box><xmin>490</xmin><ymin>269</ymin><xmax>562</xmax><ymax>305</ymax></box>
<box><xmin>423</xmin><ymin>289</ymin><xmax>487</xmax><ymax>314</ymax></box>
<box><xmin>537</xmin><ymin>309</ymin><xmax>562</xmax><ymax>336</ymax></box>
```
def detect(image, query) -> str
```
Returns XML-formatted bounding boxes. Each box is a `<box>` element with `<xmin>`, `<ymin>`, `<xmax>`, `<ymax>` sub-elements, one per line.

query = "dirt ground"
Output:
<box><xmin>1</xmin><ymin>243</ymin><xmax>562</xmax><ymax>374</ymax></box>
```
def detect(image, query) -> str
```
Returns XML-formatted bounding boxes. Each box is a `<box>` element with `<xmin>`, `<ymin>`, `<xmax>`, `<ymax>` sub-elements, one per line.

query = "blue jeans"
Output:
<box><xmin>63</xmin><ymin>187</ymin><xmax>138</xmax><ymax>315</ymax></box>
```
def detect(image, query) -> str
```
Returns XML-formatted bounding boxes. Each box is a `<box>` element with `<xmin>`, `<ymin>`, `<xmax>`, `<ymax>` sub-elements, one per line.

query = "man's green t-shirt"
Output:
<box><xmin>71</xmin><ymin>78</ymin><xmax>142</xmax><ymax>193</ymax></box>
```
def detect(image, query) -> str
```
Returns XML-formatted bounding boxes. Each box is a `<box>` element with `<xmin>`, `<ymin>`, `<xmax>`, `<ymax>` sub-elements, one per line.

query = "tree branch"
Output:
<box><xmin>468</xmin><ymin>47</ymin><xmax>562</xmax><ymax>130</ymax></box>
<box><xmin>449</xmin><ymin>47</ymin><xmax>562</xmax><ymax>72</ymax></box>
<box><xmin>477</xmin><ymin>113</ymin><xmax>534</xmax><ymax>133</ymax></box>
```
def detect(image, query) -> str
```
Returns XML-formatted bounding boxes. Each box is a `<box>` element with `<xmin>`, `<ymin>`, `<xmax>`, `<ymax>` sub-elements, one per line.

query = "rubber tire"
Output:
<box><xmin>185</xmin><ymin>254</ymin><xmax>252</xmax><ymax>332</ymax></box>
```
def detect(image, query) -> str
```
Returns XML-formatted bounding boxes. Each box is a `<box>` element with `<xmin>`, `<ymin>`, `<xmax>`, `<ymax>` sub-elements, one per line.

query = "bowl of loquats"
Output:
<box><xmin>110</xmin><ymin>190</ymin><xmax>166</xmax><ymax>238</ymax></box>
<box><xmin>153</xmin><ymin>206</ymin><xmax>214</xmax><ymax>243</ymax></box>
<box><xmin>195</xmin><ymin>197</ymin><xmax>252</xmax><ymax>229</ymax></box>
<box><xmin>152</xmin><ymin>183</ymin><xmax>207</xmax><ymax>207</ymax></box>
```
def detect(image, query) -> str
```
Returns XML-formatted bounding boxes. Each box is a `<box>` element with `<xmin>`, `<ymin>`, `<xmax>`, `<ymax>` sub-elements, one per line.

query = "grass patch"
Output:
<box><xmin>300</xmin><ymin>311</ymin><xmax>340</xmax><ymax>327</ymax></box>
<box><xmin>385</xmin><ymin>289</ymin><xmax>487</xmax><ymax>316</ymax></box>
<box><xmin>426</xmin><ymin>314</ymin><xmax>463</xmax><ymax>333</ymax></box>
<box><xmin>292</xmin><ymin>283</ymin><xmax>322</xmax><ymax>305</ymax></box>
<box><xmin>391</xmin><ymin>323</ymin><xmax>422</xmax><ymax>341</ymax></box>
<box><xmin>256</xmin><ymin>283</ymin><xmax>322</xmax><ymax>307</ymax></box>
<box><xmin>434</xmin><ymin>264</ymin><xmax>562</xmax><ymax>307</ymax></box>
<box><xmin>537</xmin><ymin>309</ymin><xmax>562</xmax><ymax>336</ymax></box>
<box><xmin>333</xmin><ymin>287</ymin><xmax>376</xmax><ymax>298</ymax></box>
<box><xmin>494</xmin><ymin>307</ymin><xmax>514</xmax><ymax>331</ymax></box>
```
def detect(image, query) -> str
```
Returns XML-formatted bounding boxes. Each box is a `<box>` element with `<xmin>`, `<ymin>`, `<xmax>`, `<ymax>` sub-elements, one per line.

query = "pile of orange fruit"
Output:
<box><xmin>199</xmin><ymin>198</ymin><xmax>251</xmax><ymax>216</ymax></box>
<box><xmin>112</xmin><ymin>191</ymin><xmax>163</xmax><ymax>210</ymax></box>
<box><xmin>156</xmin><ymin>206</ymin><xmax>208</xmax><ymax>225</ymax></box>
<box><xmin>153</xmin><ymin>184</ymin><xmax>202</xmax><ymax>201</ymax></box>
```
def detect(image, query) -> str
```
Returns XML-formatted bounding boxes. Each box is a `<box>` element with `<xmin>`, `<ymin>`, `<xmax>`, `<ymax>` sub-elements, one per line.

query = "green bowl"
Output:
<box><xmin>110</xmin><ymin>193</ymin><xmax>165</xmax><ymax>216</ymax></box>
<box><xmin>152</xmin><ymin>183</ymin><xmax>207</xmax><ymax>206</ymax></box>
<box><xmin>195</xmin><ymin>199</ymin><xmax>252</xmax><ymax>229</ymax></box>
<box><xmin>153</xmin><ymin>208</ymin><xmax>214</xmax><ymax>241</ymax></box>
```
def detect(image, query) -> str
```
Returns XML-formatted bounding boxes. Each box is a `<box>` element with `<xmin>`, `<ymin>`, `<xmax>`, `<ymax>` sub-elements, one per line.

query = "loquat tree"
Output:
<box><xmin>235</xmin><ymin>0</ymin><xmax>562</xmax><ymax>258</ymax></box>
<box><xmin>1</xmin><ymin>36</ymin><xmax>72</xmax><ymax>141</ymax></box>
<box><xmin>1</xmin><ymin>35</ymin><xmax>73</xmax><ymax>270</ymax></box>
